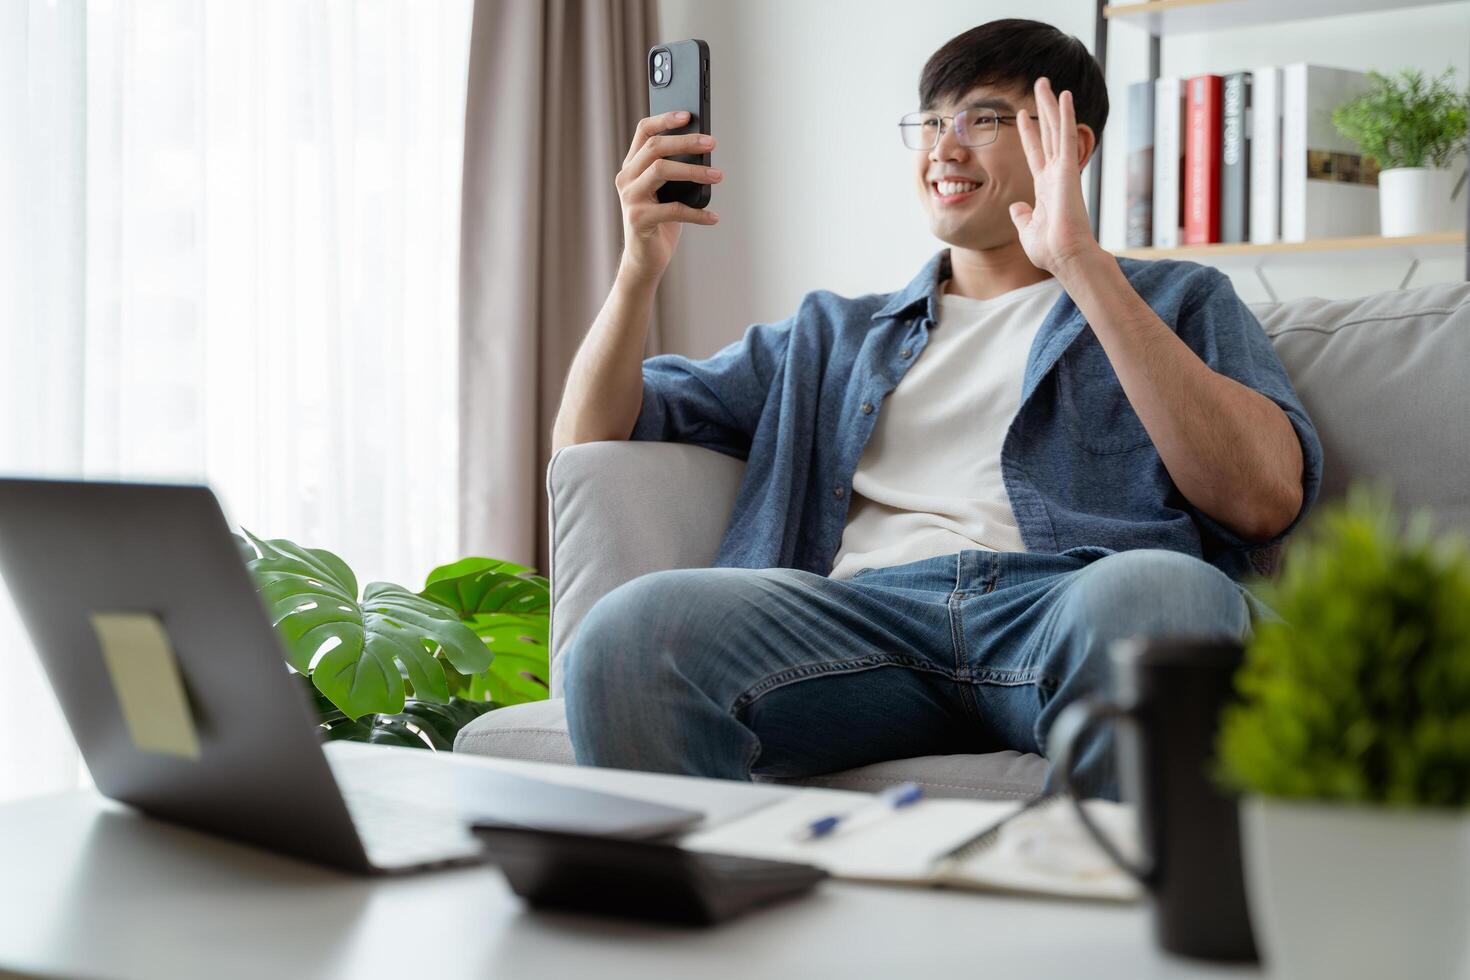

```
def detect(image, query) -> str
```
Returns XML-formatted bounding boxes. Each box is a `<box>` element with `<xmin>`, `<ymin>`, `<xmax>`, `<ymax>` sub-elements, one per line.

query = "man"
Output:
<box><xmin>550</xmin><ymin>19</ymin><xmax>1322</xmax><ymax>799</ymax></box>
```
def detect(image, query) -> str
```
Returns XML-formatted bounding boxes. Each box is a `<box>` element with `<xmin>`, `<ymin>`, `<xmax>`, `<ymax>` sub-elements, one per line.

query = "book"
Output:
<box><xmin>1183</xmin><ymin>74</ymin><xmax>1223</xmax><ymax>245</ymax></box>
<box><xmin>680</xmin><ymin>787</ymin><xmax>1143</xmax><ymax>902</ymax></box>
<box><xmin>1221</xmin><ymin>71</ymin><xmax>1252</xmax><ymax>244</ymax></box>
<box><xmin>1250</xmin><ymin>65</ymin><xmax>1283</xmax><ymax>245</ymax></box>
<box><xmin>1281</xmin><ymin>63</ymin><xmax>1381</xmax><ymax>241</ymax></box>
<box><xmin>1153</xmin><ymin>76</ymin><xmax>1184</xmax><ymax>249</ymax></box>
<box><xmin>1126</xmin><ymin>80</ymin><xmax>1156</xmax><ymax>248</ymax></box>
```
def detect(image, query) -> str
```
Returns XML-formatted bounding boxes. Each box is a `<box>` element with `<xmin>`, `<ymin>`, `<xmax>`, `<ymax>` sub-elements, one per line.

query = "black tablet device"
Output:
<box><xmin>474</xmin><ymin>825</ymin><xmax>827</xmax><ymax>926</ymax></box>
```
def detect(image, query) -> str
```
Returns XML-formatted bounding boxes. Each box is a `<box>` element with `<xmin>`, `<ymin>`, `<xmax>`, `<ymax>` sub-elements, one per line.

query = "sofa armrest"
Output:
<box><xmin>545</xmin><ymin>441</ymin><xmax>745</xmax><ymax>695</ymax></box>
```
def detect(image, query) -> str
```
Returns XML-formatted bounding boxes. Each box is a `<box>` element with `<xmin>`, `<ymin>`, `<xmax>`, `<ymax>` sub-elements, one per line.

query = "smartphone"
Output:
<box><xmin>647</xmin><ymin>39</ymin><xmax>711</xmax><ymax>209</ymax></box>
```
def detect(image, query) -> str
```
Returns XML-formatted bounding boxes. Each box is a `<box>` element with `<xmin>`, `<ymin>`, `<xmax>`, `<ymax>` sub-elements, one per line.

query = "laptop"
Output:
<box><xmin>0</xmin><ymin>477</ymin><xmax>703</xmax><ymax>875</ymax></box>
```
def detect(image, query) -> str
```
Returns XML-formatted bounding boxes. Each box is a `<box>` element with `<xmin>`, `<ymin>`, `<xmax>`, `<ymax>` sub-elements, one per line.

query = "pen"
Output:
<box><xmin>796</xmin><ymin>781</ymin><xmax>924</xmax><ymax>841</ymax></box>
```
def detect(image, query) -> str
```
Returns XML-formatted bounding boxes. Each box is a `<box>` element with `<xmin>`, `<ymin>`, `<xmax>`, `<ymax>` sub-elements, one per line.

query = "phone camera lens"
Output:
<box><xmin>653</xmin><ymin>67</ymin><xmax>665</xmax><ymax>84</ymax></box>
<box><xmin>654</xmin><ymin>51</ymin><xmax>666</xmax><ymax>67</ymax></box>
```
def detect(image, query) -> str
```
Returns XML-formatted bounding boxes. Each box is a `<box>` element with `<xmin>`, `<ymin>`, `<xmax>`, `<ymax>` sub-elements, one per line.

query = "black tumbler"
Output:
<box><xmin>1048</xmin><ymin>636</ymin><xmax>1258</xmax><ymax>963</ymax></box>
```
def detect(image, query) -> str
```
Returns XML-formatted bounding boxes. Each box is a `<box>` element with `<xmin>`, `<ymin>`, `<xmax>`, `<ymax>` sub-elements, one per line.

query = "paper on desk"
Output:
<box><xmin>680</xmin><ymin>788</ymin><xmax>1143</xmax><ymax>902</ymax></box>
<box><xmin>681</xmin><ymin>787</ymin><xmax>1019</xmax><ymax>878</ymax></box>
<box><xmin>936</xmin><ymin>799</ymin><xmax>1142</xmax><ymax>902</ymax></box>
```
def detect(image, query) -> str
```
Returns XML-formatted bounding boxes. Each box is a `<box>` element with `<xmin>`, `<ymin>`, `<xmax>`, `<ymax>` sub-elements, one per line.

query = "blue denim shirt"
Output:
<box><xmin>630</xmin><ymin>249</ymin><xmax>1323</xmax><ymax>580</ymax></box>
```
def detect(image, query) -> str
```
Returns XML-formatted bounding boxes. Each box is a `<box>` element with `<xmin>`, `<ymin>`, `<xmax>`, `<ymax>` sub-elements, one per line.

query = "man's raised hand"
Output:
<box><xmin>1009</xmin><ymin>77</ymin><xmax>1099</xmax><ymax>275</ymax></box>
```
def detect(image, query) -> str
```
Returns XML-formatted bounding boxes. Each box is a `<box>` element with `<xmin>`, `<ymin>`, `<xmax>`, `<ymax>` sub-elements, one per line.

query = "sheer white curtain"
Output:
<box><xmin>0</xmin><ymin>0</ymin><xmax>473</xmax><ymax>803</ymax></box>
<box><xmin>0</xmin><ymin>0</ymin><xmax>89</xmax><ymax>805</ymax></box>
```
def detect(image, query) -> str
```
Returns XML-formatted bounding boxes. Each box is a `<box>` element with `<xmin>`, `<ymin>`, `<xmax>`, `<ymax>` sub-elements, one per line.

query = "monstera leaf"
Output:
<box><xmin>238</xmin><ymin>530</ymin><xmax>492</xmax><ymax>721</ymax></box>
<box><xmin>420</xmin><ymin>557</ymin><xmax>551</xmax><ymax>707</ymax></box>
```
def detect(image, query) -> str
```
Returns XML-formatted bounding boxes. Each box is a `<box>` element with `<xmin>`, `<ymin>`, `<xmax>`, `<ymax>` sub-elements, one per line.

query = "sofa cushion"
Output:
<box><xmin>1252</xmin><ymin>280</ymin><xmax>1470</xmax><ymax>532</ymax></box>
<box><xmin>546</xmin><ymin>441</ymin><xmax>746</xmax><ymax>695</ymax></box>
<box><xmin>454</xmin><ymin>698</ymin><xmax>576</xmax><ymax>766</ymax></box>
<box><xmin>766</xmin><ymin>750</ymin><xmax>1048</xmax><ymax>801</ymax></box>
<box><xmin>455</xmin><ymin>699</ymin><xmax>1049</xmax><ymax>801</ymax></box>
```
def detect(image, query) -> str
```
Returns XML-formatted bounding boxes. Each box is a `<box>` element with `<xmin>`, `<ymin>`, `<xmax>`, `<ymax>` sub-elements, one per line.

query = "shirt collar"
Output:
<box><xmin>871</xmin><ymin>249</ymin><xmax>951</xmax><ymax>323</ymax></box>
<box><xmin>871</xmin><ymin>247</ymin><xmax>1094</xmax><ymax>390</ymax></box>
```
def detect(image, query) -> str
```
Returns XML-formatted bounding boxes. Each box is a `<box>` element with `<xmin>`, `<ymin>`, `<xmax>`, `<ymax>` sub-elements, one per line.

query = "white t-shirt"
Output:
<box><xmin>828</xmin><ymin>275</ymin><xmax>1065</xmax><ymax>580</ymax></box>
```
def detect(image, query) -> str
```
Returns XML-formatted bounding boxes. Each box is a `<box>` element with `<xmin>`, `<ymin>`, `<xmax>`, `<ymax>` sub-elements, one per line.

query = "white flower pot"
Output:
<box><xmin>1378</xmin><ymin>166</ymin><xmax>1465</xmax><ymax>237</ymax></box>
<box><xmin>1240</xmin><ymin>797</ymin><xmax>1470</xmax><ymax>980</ymax></box>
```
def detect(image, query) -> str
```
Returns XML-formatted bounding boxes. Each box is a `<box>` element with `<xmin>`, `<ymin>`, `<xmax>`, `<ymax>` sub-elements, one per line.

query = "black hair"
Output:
<box><xmin>919</xmin><ymin>19</ymin><xmax>1108</xmax><ymax>154</ymax></box>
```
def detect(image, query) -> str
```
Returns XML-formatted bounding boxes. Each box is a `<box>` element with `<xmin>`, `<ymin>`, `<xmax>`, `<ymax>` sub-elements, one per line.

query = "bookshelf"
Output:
<box><xmin>1089</xmin><ymin>0</ymin><xmax>1470</xmax><ymax>280</ymax></box>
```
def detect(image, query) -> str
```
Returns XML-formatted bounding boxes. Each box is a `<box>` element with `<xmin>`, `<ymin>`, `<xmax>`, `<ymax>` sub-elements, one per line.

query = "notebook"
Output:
<box><xmin>679</xmin><ymin>788</ymin><xmax>1142</xmax><ymax>902</ymax></box>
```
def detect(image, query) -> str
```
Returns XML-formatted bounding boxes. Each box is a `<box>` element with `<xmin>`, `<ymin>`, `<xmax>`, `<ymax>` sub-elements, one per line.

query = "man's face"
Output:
<box><xmin>912</xmin><ymin>83</ymin><xmax>1037</xmax><ymax>251</ymax></box>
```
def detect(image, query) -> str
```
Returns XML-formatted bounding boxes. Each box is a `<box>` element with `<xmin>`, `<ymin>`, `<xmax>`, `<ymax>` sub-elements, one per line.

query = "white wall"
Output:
<box><xmin>653</xmin><ymin>0</ymin><xmax>1469</xmax><ymax>358</ymax></box>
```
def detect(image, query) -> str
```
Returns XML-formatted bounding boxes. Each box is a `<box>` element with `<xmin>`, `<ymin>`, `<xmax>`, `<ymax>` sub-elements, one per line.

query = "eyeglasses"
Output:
<box><xmin>897</xmin><ymin>108</ymin><xmax>1040</xmax><ymax>150</ymax></box>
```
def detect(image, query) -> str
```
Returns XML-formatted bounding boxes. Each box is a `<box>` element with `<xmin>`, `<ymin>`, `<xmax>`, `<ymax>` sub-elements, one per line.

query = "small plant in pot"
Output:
<box><xmin>1332</xmin><ymin>66</ymin><xmax>1468</xmax><ymax>237</ymax></box>
<box><xmin>1217</xmin><ymin>488</ymin><xmax>1470</xmax><ymax>980</ymax></box>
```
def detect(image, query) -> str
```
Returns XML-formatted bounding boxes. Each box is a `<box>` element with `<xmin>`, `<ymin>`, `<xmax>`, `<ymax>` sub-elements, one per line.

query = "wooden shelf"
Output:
<box><xmin>1115</xmin><ymin>230</ymin><xmax>1464</xmax><ymax>260</ymax></box>
<box><xmin>1102</xmin><ymin>0</ymin><xmax>1464</xmax><ymax>36</ymax></box>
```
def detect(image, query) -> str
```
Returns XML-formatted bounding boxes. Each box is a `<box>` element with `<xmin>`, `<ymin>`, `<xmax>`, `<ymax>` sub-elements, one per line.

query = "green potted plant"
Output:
<box><xmin>1217</xmin><ymin>489</ymin><xmax>1470</xmax><ymax>980</ymax></box>
<box><xmin>236</xmin><ymin>530</ymin><xmax>551</xmax><ymax>749</ymax></box>
<box><xmin>1332</xmin><ymin>66</ymin><xmax>1468</xmax><ymax>237</ymax></box>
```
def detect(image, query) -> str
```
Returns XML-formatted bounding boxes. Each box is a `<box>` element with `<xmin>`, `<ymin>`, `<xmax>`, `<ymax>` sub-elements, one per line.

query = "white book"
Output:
<box><xmin>1250</xmin><ymin>65</ymin><xmax>1283</xmax><ymax>245</ymax></box>
<box><xmin>1153</xmin><ymin>77</ymin><xmax>1183</xmax><ymax>249</ymax></box>
<box><xmin>1281</xmin><ymin>63</ymin><xmax>1380</xmax><ymax>242</ymax></box>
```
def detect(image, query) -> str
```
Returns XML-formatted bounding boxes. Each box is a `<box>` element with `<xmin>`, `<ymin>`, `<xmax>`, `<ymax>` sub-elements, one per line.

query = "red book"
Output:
<box><xmin>1182</xmin><ymin>74</ymin><xmax>1223</xmax><ymax>245</ymax></box>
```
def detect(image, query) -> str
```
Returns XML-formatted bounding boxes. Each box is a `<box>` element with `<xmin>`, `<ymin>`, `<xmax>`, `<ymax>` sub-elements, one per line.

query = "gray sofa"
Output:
<box><xmin>455</xmin><ymin>278</ymin><xmax>1470</xmax><ymax>799</ymax></box>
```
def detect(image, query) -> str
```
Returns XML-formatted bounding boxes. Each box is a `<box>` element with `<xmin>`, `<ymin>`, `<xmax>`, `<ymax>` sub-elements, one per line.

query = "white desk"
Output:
<box><xmin>0</xmin><ymin>743</ymin><xmax>1260</xmax><ymax>980</ymax></box>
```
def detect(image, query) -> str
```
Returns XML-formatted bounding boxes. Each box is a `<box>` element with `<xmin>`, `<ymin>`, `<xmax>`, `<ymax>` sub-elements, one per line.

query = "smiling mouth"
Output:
<box><xmin>931</xmin><ymin>178</ymin><xmax>981</xmax><ymax>203</ymax></box>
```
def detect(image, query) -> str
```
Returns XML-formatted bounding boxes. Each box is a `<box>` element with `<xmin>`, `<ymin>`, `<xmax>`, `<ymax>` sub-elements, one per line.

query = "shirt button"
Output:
<box><xmin>833</xmin><ymin>486</ymin><xmax>845</xmax><ymax>498</ymax></box>
<box><xmin>860</xmin><ymin>402</ymin><xmax>873</xmax><ymax>415</ymax></box>
<box><xmin>900</xmin><ymin>348</ymin><xmax>912</xmax><ymax>359</ymax></box>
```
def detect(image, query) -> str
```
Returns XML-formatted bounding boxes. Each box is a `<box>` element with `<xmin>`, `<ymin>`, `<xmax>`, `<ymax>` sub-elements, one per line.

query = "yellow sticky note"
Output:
<box><xmin>90</xmin><ymin>612</ymin><xmax>202</xmax><ymax>761</ymax></box>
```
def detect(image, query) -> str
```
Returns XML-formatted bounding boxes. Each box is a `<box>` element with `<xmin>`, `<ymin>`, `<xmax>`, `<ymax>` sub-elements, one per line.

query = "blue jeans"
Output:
<box><xmin>561</xmin><ymin>548</ymin><xmax>1252</xmax><ymax>800</ymax></box>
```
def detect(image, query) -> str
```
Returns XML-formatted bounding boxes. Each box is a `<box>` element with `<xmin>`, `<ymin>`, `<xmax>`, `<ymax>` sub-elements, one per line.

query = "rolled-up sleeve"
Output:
<box><xmin>1175</xmin><ymin>270</ymin><xmax>1325</xmax><ymax>551</ymax></box>
<box><xmin>629</xmin><ymin>316</ymin><xmax>793</xmax><ymax>460</ymax></box>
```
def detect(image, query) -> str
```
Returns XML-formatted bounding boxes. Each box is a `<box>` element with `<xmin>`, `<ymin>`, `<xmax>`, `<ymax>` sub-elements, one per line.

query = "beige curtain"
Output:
<box><xmin>459</xmin><ymin>0</ymin><xmax>662</xmax><ymax>571</ymax></box>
